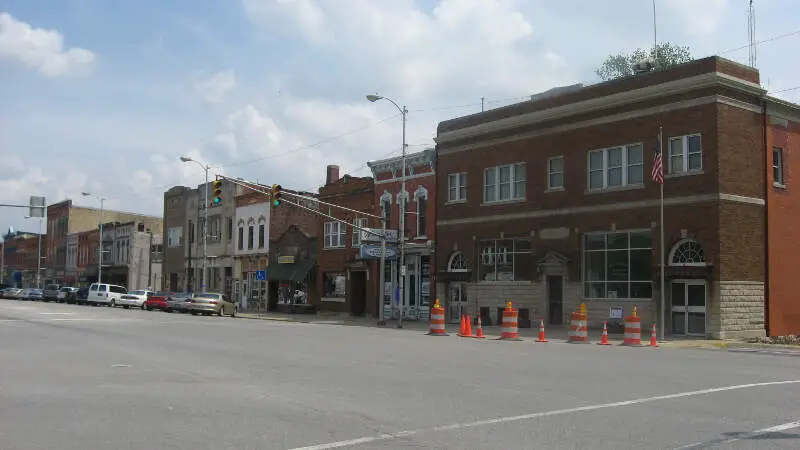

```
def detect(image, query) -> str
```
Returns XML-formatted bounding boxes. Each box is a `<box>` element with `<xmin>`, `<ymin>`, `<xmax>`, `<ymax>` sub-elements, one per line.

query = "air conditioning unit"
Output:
<box><xmin>632</xmin><ymin>59</ymin><xmax>655</xmax><ymax>74</ymax></box>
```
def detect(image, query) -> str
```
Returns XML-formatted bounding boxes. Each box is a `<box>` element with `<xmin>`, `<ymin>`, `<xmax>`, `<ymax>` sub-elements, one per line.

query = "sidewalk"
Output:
<box><xmin>236</xmin><ymin>311</ymin><xmax>760</xmax><ymax>349</ymax></box>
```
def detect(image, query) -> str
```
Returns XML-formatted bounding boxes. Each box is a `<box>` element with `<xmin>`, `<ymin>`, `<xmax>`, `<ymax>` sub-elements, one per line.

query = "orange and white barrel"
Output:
<box><xmin>500</xmin><ymin>301</ymin><xmax>521</xmax><ymax>340</ymax></box>
<box><xmin>426</xmin><ymin>299</ymin><xmax>448</xmax><ymax>336</ymax></box>
<box><xmin>622</xmin><ymin>315</ymin><xmax>642</xmax><ymax>346</ymax></box>
<box><xmin>568</xmin><ymin>311</ymin><xmax>589</xmax><ymax>343</ymax></box>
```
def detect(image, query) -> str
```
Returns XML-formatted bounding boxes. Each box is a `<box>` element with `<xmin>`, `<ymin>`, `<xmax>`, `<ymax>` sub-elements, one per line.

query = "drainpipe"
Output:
<box><xmin>432</xmin><ymin>149</ymin><xmax>439</xmax><ymax>322</ymax></box>
<box><xmin>761</xmin><ymin>97</ymin><xmax>770</xmax><ymax>337</ymax></box>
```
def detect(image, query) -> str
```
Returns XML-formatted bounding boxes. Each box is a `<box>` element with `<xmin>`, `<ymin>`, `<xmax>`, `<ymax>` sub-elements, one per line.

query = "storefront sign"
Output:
<box><xmin>278</xmin><ymin>255</ymin><xmax>296</xmax><ymax>264</ymax></box>
<box><xmin>359</xmin><ymin>244</ymin><xmax>398</xmax><ymax>260</ymax></box>
<box><xmin>360</xmin><ymin>228</ymin><xmax>399</xmax><ymax>243</ymax></box>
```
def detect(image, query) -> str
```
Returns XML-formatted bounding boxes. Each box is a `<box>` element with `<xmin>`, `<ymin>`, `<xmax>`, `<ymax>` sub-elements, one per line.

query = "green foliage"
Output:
<box><xmin>595</xmin><ymin>42</ymin><xmax>693</xmax><ymax>81</ymax></box>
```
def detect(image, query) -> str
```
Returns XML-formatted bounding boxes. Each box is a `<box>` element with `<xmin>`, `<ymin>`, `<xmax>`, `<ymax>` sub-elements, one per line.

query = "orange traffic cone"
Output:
<box><xmin>598</xmin><ymin>321</ymin><xmax>612</xmax><ymax>345</ymax></box>
<box><xmin>457</xmin><ymin>315</ymin><xmax>466</xmax><ymax>336</ymax></box>
<box><xmin>535</xmin><ymin>319</ymin><xmax>548</xmax><ymax>343</ymax></box>
<box><xmin>649</xmin><ymin>324</ymin><xmax>659</xmax><ymax>347</ymax></box>
<box><xmin>473</xmin><ymin>315</ymin><xmax>485</xmax><ymax>338</ymax></box>
<box><xmin>463</xmin><ymin>315</ymin><xmax>473</xmax><ymax>337</ymax></box>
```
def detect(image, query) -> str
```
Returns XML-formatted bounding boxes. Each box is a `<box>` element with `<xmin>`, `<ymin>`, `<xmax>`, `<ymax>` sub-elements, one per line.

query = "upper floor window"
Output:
<box><xmin>478</xmin><ymin>238</ymin><xmax>532</xmax><ymax>281</ymax></box>
<box><xmin>773</xmin><ymin>147</ymin><xmax>785</xmax><ymax>187</ymax></box>
<box><xmin>247</xmin><ymin>225</ymin><xmax>254</xmax><ymax>250</ymax></box>
<box><xmin>587</xmin><ymin>144</ymin><xmax>643</xmax><ymax>190</ymax></box>
<box><xmin>227</xmin><ymin>218</ymin><xmax>233</xmax><ymax>242</ymax></box>
<box><xmin>448</xmin><ymin>173</ymin><xmax>467</xmax><ymax>202</ymax></box>
<box><xmin>484</xmin><ymin>163</ymin><xmax>525</xmax><ymax>203</ymax></box>
<box><xmin>668</xmin><ymin>134</ymin><xmax>702</xmax><ymax>174</ymax></box>
<box><xmin>188</xmin><ymin>221</ymin><xmax>195</xmax><ymax>244</ymax></box>
<box><xmin>237</xmin><ymin>226</ymin><xmax>244</xmax><ymax>250</ymax></box>
<box><xmin>397</xmin><ymin>191</ymin><xmax>410</xmax><ymax>236</ymax></box>
<box><xmin>415</xmin><ymin>186</ymin><xmax>429</xmax><ymax>237</ymax></box>
<box><xmin>324</xmin><ymin>221</ymin><xmax>346</xmax><ymax>248</ymax></box>
<box><xmin>351</xmin><ymin>218</ymin><xmax>368</xmax><ymax>247</ymax></box>
<box><xmin>380</xmin><ymin>191</ymin><xmax>392</xmax><ymax>224</ymax></box>
<box><xmin>547</xmin><ymin>156</ymin><xmax>565</xmax><ymax>190</ymax></box>
<box><xmin>258</xmin><ymin>224</ymin><xmax>265</xmax><ymax>249</ymax></box>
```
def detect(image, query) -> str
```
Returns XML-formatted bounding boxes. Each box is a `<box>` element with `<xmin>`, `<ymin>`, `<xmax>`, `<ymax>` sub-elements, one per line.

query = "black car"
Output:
<box><xmin>76</xmin><ymin>287</ymin><xmax>89</xmax><ymax>305</ymax></box>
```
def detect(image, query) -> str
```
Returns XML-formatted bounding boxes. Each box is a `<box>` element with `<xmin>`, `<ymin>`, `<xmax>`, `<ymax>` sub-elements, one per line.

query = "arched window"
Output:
<box><xmin>669</xmin><ymin>239</ymin><xmax>707</xmax><ymax>266</ymax></box>
<box><xmin>447</xmin><ymin>251</ymin><xmax>469</xmax><ymax>272</ymax></box>
<box><xmin>396</xmin><ymin>190</ymin><xmax>410</xmax><ymax>236</ymax></box>
<box><xmin>414</xmin><ymin>185</ymin><xmax>429</xmax><ymax>237</ymax></box>
<box><xmin>380</xmin><ymin>191</ymin><xmax>392</xmax><ymax>224</ymax></box>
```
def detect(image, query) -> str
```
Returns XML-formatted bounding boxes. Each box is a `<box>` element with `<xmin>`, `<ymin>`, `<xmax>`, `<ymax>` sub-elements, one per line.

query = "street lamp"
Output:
<box><xmin>180</xmin><ymin>156</ymin><xmax>211</xmax><ymax>292</ymax></box>
<box><xmin>366</xmin><ymin>93</ymin><xmax>408</xmax><ymax>329</ymax></box>
<box><xmin>24</xmin><ymin>215</ymin><xmax>44</xmax><ymax>289</ymax></box>
<box><xmin>81</xmin><ymin>192</ymin><xmax>105</xmax><ymax>284</ymax></box>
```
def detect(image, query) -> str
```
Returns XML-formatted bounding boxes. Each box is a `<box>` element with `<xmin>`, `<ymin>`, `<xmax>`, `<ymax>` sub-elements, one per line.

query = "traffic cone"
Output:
<box><xmin>458</xmin><ymin>315</ymin><xmax>466</xmax><ymax>336</ymax></box>
<box><xmin>598</xmin><ymin>321</ymin><xmax>612</xmax><ymax>346</ymax></box>
<box><xmin>463</xmin><ymin>315</ymin><xmax>473</xmax><ymax>337</ymax></box>
<box><xmin>535</xmin><ymin>319</ymin><xmax>548</xmax><ymax>343</ymax></box>
<box><xmin>648</xmin><ymin>324</ymin><xmax>659</xmax><ymax>347</ymax></box>
<box><xmin>473</xmin><ymin>315</ymin><xmax>485</xmax><ymax>338</ymax></box>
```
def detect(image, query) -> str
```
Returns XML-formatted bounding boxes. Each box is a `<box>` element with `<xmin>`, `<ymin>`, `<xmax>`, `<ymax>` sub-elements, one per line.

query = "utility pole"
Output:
<box><xmin>481</xmin><ymin>97</ymin><xmax>485</xmax><ymax>112</ymax></box>
<box><xmin>36</xmin><ymin>217</ymin><xmax>43</xmax><ymax>289</ymax></box>
<box><xmin>398</xmin><ymin>104</ymin><xmax>407</xmax><ymax>329</ymax></box>
<box><xmin>377</xmin><ymin>215</ymin><xmax>387</xmax><ymax>326</ymax></box>
<box><xmin>202</xmin><ymin>169</ymin><xmax>208</xmax><ymax>292</ymax></box>
<box><xmin>82</xmin><ymin>192</ymin><xmax>105</xmax><ymax>284</ymax></box>
<box><xmin>148</xmin><ymin>230</ymin><xmax>154</xmax><ymax>290</ymax></box>
<box><xmin>1</xmin><ymin>239</ymin><xmax>5</xmax><ymax>286</ymax></box>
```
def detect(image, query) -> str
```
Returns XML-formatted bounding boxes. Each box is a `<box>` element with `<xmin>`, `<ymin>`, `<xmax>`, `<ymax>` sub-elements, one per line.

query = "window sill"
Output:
<box><xmin>545</xmin><ymin>187</ymin><xmax>565</xmax><ymax>193</ymax></box>
<box><xmin>773</xmin><ymin>182</ymin><xmax>787</xmax><ymax>190</ymax></box>
<box><xmin>323</xmin><ymin>246</ymin><xmax>346</xmax><ymax>250</ymax></box>
<box><xmin>585</xmin><ymin>184</ymin><xmax>644</xmax><ymax>195</ymax></box>
<box><xmin>665</xmin><ymin>169</ymin><xmax>704</xmax><ymax>179</ymax></box>
<box><xmin>481</xmin><ymin>198</ymin><xmax>526</xmax><ymax>207</ymax></box>
<box><xmin>477</xmin><ymin>280</ymin><xmax>533</xmax><ymax>285</ymax></box>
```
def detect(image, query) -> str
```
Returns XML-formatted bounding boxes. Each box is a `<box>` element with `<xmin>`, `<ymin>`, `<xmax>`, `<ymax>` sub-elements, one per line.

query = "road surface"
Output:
<box><xmin>1</xmin><ymin>300</ymin><xmax>799</xmax><ymax>449</ymax></box>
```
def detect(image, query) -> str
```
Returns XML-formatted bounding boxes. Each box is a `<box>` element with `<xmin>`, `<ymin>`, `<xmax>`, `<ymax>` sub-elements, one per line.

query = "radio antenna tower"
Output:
<box><xmin>748</xmin><ymin>0</ymin><xmax>757</xmax><ymax>67</ymax></box>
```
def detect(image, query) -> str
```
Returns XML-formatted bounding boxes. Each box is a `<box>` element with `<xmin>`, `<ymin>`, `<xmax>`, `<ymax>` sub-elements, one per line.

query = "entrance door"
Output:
<box><xmin>350</xmin><ymin>271</ymin><xmax>367</xmax><ymax>316</ymax></box>
<box><xmin>448</xmin><ymin>283</ymin><xmax>467</xmax><ymax>324</ymax></box>
<box><xmin>547</xmin><ymin>275</ymin><xmax>564</xmax><ymax>325</ymax></box>
<box><xmin>670</xmin><ymin>280</ymin><xmax>707</xmax><ymax>336</ymax></box>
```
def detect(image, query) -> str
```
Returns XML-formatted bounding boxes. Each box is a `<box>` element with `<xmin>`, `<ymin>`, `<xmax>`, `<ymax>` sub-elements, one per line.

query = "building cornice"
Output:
<box><xmin>435</xmin><ymin>71</ymin><xmax>767</xmax><ymax>146</ymax></box>
<box><xmin>766</xmin><ymin>96</ymin><xmax>800</xmax><ymax>124</ymax></box>
<box><xmin>367</xmin><ymin>148</ymin><xmax>436</xmax><ymax>175</ymax></box>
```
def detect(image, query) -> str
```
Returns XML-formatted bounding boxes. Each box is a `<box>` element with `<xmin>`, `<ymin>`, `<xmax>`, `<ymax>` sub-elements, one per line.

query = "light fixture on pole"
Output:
<box><xmin>81</xmin><ymin>192</ymin><xmax>105</xmax><ymax>284</ymax></box>
<box><xmin>180</xmin><ymin>156</ymin><xmax>211</xmax><ymax>292</ymax></box>
<box><xmin>366</xmin><ymin>93</ymin><xmax>408</xmax><ymax>329</ymax></box>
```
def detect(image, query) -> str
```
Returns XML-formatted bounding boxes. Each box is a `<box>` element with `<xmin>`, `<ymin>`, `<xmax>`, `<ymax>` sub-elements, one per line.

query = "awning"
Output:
<box><xmin>267</xmin><ymin>256</ymin><xmax>316</xmax><ymax>282</ymax></box>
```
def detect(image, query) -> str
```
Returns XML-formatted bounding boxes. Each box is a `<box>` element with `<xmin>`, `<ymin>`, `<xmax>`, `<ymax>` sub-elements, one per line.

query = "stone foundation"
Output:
<box><xmin>715</xmin><ymin>281</ymin><xmax>766</xmax><ymax>340</ymax></box>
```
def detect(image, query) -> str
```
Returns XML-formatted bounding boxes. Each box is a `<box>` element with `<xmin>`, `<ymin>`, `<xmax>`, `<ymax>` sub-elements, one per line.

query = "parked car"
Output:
<box><xmin>87</xmin><ymin>283</ymin><xmax>127</xmax><ymax>306</ymax></box>
<box><xmin>76</xmin><ymin>287</ymin><xmax>89</xmax><ymax>304</ymax></box>
<box><xmin>117</xmin><ymin>290</ymin><xmax>152</xmax><ymax>309</ymax></box>
<box><xmin>165</xmin><ymin>292</ymin><xmax>193</xmax><ymax>313</ymax></box>
<box><xmin>57</xmin><ymin>287</ymin><xmax>79</xmax><ymax>303</ymax></box>
<box><xmin>20</xmin><ymin>288</ymin><xmax>43</xmax><ymax>300</ymax></box>
<box><xmin>188</xmin><ymin>292</ymin><xmax>237</xmax><ymax>317</ymax></box>
<box><xmin>145</xmin><ymin>292</ymin><xmax>171</xmax><ymax>311</ymax></box>
<box><xmin>1</xmin><ymin>287</ymin><xmax>23</xmax><ymax>299</ymax></box>
<box><xmin>42</xmin><ymin>284</ymin><xmax>60</xmax><ymax>302</ymax></box>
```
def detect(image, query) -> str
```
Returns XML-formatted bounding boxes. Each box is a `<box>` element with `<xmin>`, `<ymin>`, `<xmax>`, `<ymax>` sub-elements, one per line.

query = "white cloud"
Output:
<box><xmin>0</xmin><ymin>12</ymin><xmax>96</xmax><ymax>77</ymax></box>
<box><xmin>194</xmin><ymin>69</ymin><xmax>237</xmax><ymax>104</ymax></box>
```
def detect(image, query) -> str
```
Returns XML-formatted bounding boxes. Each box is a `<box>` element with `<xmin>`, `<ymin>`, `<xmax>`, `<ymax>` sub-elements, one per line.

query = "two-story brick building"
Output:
<box><xmin>315</xmin><ymin>165</ymin><xmax>377</xmax><ymax>315</ymax></box>
<box><xmin>435</xmin><ymin>56</ymin><xmax>800</xmax><ymax>339</ymax></box>
<box><xmin>368</xmin><ymin>148</ymin><xmax>436</xmax><ymax>321</ymax></box>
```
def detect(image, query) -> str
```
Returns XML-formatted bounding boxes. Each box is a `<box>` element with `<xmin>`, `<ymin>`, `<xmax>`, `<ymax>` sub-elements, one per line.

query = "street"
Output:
<box><xmin>1</xmin><ymin>300</ymin><xmax>799</xmax><ymax>450</ymax></box>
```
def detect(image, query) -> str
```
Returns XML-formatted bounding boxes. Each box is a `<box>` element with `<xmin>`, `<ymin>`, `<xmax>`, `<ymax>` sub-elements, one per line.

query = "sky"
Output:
<box><xmin>1</xmin><ymin>0</ymin><xmax>798</xmax><ymax>237</ymax></box>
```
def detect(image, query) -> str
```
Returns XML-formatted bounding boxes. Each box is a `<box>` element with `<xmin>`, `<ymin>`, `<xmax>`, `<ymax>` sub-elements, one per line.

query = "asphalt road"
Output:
<box><xmin>1</xmin><ymin>300</ymin><xmax>799</xmax><ymax>450</ymax></box>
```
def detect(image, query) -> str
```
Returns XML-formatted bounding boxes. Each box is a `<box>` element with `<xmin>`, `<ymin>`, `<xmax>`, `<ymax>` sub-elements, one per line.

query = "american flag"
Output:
<box><xmin>651</xmin><ymin>132</ymin><xmax>664</xmax><ymax>184</ymax></box>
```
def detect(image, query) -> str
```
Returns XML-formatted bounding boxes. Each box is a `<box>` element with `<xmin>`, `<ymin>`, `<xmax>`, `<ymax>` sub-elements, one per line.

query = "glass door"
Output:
<box><xmin>405</xmin><ymin>258</ymin><xmax>418</xmax><ymax>319</ymax></box>
<box><xmin>670</xmin><ymin>280</ymin><xmax>707</xmax><ymax>336</ymax></box>
<box><xmin>448</xmin><ymin>283</ymin><xmax>467</xmax><ymax>324</ymax></box>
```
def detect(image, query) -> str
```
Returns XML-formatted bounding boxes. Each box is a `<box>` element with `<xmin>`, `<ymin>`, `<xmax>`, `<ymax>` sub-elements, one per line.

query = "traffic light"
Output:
<box><xmin>212</xmin><ymin>180</ymin><xmax>223</xmax><ymax>205</ymax></box>
<box><xmin>271</xmin><ymin>184</ymin><xmax>282</xmax><ymax>208</ymax></box>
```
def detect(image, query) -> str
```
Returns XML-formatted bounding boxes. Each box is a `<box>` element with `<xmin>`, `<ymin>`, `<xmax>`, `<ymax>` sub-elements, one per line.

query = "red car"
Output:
<box><xmin>145</xmin><ymin>292</ymin><xmax>172</xmax><ymax>311</ymax></box>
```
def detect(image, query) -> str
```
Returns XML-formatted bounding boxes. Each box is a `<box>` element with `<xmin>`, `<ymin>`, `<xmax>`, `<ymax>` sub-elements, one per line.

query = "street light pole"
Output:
<box><xmin>366</xmin><ymin>94</ymin><xmax>408</xmax><ymax>329</ymax></box>
<box><xmin>24</xmin><ymin>215</ymin><xmax>44</xmax><ymax>289</ymax></box>
<box><xmin>180</xmin><ymin>156</ymin><xmax>210</xmax><ymax>292</ymax></box>
<box><xmin>82</xmin><ymin>192</ymin><xmax>105</xmax><ymax>284</ymax></box>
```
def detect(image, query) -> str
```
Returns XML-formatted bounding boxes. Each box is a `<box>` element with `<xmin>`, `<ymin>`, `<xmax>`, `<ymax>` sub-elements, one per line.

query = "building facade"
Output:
<box><xmin>1</xmin><ymin>231</ymin><xmax>43</xmax><ymax>288</ymax></box>
<box><xmin>90</xmin><ymin>220</ymin><xmax>161</xmax><ymax>290</ymax></box>
<box><xmin>435</xmin><ymin>56</ymin><xmax>800</xmax><ymax>339</ymax></box>
<box><xmin>315</xmin><ymin>165</ymin><xmax>377</xmax><ymax>315</ymax></box>
<box><xmin>163</xmin><ymin>186</ymin><xmax>190</xmax><ymax>292</ymax></box>
<box><xmin>368</xmin><ymin>148</ymin><xmax>436</xmax><ymax>321</ymax></box>
<box><xmin>233</xmin><ymin>189</ymin><xmax>271</xmax><ymax>310</ymax></box>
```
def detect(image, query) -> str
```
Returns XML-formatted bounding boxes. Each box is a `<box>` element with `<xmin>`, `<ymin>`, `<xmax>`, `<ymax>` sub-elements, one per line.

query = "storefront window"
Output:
<box><xmin>583</xmin><ymin>230</ymin><xmax>653</xmax><ymax>299</ymax></box>
<box><xmin>323</xmin><ymin>272</ymin><xmax>346</xmax><ymax>298</ymax></box>
<box><xmin>478</xmin><ymin>238</ymin><xmax>532</xmax><ymax>281</ymax></box>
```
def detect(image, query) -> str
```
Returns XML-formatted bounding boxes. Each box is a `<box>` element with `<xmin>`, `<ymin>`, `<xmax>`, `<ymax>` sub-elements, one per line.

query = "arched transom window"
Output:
<box><xmin>669</xmin><ymin>239</ymin><xmax>707</xmax><ymax>266</ymax></box>
<box><xmin>447</xmin><ymin>251</ymin><xmax>469</xmax><ymax>272</ymax></box>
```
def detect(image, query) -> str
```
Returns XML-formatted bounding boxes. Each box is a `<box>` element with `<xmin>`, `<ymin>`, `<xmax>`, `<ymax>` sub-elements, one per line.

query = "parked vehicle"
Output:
<box><xmin>57</xmin><ymin>287</ymin><xmax>79</xmax><ymax>303</ymax></box>
<box><xmin>20</xmin><ymin>288</ymin><xmax>43</xmax><ymax>300</ymax></box>
<box><xmin>118</xmin><ymin>290</ymin><xmax>151</xmax><ymax>309</ymax></box>
<box><xmin>87</xmin><ymin>283</ymin><xmax>127</xmax><ymax>306</ymax></box>
<box><xmin>43</xmin><ymin>284</ymin><xmax>61</xmax><ymax>302</ymax></box>
<box><xmin>188</xmin><ymin>292</ymin><xmax>237</xmax><ymax>317</ymax></box>
<box><xmin>145</xmin><ymin>292</ymin><xmax>171</xmax><ymax>311</ymax></box>
<box><xmin>76</xmin><ymin>287</ymin><xmax>89</xmax><ymax>304</ymax></box>
<box><xmin>1</xmin><ymin>287</ymin><xmax>23</xmax><ymax>299</ymax></box>
<box><xmin>165</xmin><ymin>292</ymin><xmax>193</xmax><ymax>313</ymax></box>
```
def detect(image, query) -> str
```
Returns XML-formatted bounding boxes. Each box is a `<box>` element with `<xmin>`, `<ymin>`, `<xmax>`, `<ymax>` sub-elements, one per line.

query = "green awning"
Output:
<box><xmin>267</xmin><ymin>256</ymin><xmax>316</xmax><ymax>282</ymax></box>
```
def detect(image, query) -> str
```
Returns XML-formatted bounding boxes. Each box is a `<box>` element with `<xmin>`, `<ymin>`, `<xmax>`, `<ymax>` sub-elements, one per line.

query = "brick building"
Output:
<box><xmin>1</xmin><ymin>231</ymin><xmax>42</xmax><ymax>287</ymax></box>
<box><xmin>367</xmin><ymin>148</ymin><xmax>436</xmax><ymax>321</ymax></box>
<box><xmin>163</xmin><ymin>186</ymin><xmax>190</xmax><ymax>292</ymax></box>
<box><xmin>434</xmin><ymin>56</ymin><xmax>800</xmax><ymax>339</ymax></box>
<box><xmin>315</xmin><ymin>165</ymin><xmax>377</xmax><ymax>315</ymax></box>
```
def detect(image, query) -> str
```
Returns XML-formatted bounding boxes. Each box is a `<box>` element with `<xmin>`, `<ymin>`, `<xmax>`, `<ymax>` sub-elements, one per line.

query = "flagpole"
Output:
<box><xmin>659</xmin><ymin>125</ymin><xmax>665</xmax><ymax>341</ymax></box>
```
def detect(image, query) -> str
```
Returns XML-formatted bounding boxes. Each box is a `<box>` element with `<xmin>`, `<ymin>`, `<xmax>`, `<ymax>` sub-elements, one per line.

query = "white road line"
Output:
<box><xmin>288</xmin><ymin>380</ymin><xmax>800</xmax><ymax>450</ymax></box>
<box><xmin>39</xmin><ymin>312</ymin><xmax>74</xmax><ymax>315</ymax></box>
<box><xmin>673</xmin><ymin>420</ymin><xmax>800</xmax><ymax>449</ymax></box>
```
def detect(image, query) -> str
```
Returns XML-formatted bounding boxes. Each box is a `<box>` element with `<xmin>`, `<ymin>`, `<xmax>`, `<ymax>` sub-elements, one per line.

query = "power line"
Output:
<box><xmin>771</xmin><ymin>86</ymin><xmax>799</xmax><ymax>94</ymax></box>
<box><xmin>719</xmin><ymin>28</ymin><xmax>800</xmax><ymax>55</ymax></box>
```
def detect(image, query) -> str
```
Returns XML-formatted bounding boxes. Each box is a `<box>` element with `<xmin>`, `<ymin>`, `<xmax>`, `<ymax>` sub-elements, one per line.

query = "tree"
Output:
<box><xmin>595</xmin><ymin>42</ymin><xmax>693</xmax><ymax>81</ymax></box>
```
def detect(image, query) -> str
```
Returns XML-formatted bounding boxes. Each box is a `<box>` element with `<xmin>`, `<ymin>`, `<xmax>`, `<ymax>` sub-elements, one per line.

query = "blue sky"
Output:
<box><xmin>1</xmin><ymin>0</ymin><xmax>798</xmax><ymax>236</ymax></box>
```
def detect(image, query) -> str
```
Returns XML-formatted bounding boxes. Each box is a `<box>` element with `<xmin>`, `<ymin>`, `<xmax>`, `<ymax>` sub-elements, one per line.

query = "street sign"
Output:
<box><xmin>360</xmin><ymin>228</ymin><xmax>399</xmax><ymax>243</ymax></box>
<box><xmin>359</xmin><ymin>244</ymin><xmax>398</xmax><ymax>260</ymax></box>
<box><xmin>254</xmin><ymin>270</ymin><xmax>267</xmax><ymax>280</ymax></box>
<box><xmin>29</xmin><ymin>196</ymin><xmax>46</xmax><ymax>218</ymax></box>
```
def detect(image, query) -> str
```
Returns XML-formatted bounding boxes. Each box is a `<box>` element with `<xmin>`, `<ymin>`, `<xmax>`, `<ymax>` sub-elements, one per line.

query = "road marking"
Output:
<box><xmin>39</xmin><ymin>312</ymin><xmax>74</xmax><ymax>315</ymax></box>
<box><xmin>288</xmin><ymin>380</ymin><xmax>800</xmax><ymax>450</ymax></box>
<box><xmin>673</xmin><ymin>420</ymin><xmax>800</xmax><ymax>449</ymax></box>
